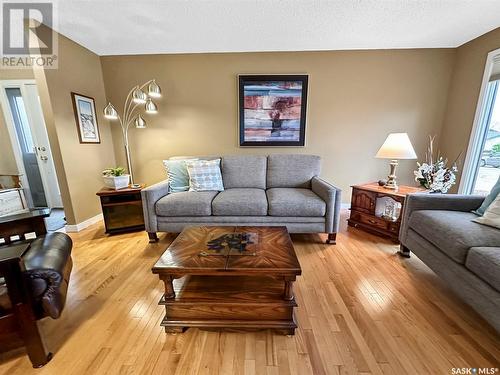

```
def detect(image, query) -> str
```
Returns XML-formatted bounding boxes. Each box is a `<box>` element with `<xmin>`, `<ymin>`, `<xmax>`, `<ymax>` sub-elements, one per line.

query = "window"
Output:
<box><xmin>460</xmin><ymin>50</ymin><xmax>500</xmax><ymax>195</ymax></box>
<box><xmin>472</xmin><ymin>81</ymin><xmax>500</xmax><ymax>195</ymax></box>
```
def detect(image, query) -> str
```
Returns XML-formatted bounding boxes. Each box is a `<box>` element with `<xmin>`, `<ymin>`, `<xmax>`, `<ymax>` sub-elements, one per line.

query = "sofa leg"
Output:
<box><xmin>326</xmin><ymin>233</ymin><xmax>337</xmax><ymax>244</ymax></box>
<box><xmin>398</xmin><ymin>245</ymin><xmax>411</xmax><ymax>258</ymax></box>
<box><xmin>148</xmin><ymin>232</ymin><xmax>159</xmax><ymax>243</ymax></box>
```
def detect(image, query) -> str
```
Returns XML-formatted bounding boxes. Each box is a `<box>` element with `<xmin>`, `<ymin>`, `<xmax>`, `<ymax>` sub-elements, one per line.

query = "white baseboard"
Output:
<box><xmin>65</xmin><ymin>213</ymin><xmax>103</xmax><ymax>233</ymax></box>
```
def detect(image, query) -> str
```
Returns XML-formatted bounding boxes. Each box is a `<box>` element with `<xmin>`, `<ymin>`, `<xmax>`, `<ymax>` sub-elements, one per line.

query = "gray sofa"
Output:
<box><xmin>141</xmin><ymin>154</ymin><xmax>341</xmax><ymax>244</ymax></box>
<box><xmin>400</xmin><ymin>194</ymin><xmax>500</xmax><ymax>332</ymax></box>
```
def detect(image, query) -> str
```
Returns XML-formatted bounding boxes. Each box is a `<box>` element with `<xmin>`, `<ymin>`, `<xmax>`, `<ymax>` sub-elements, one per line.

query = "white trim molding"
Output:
<box><xmin>65</xmin><ymin>213</ymin><xmax>103</xmax><ymax>232</ymax></box>
<box><xmin>459</xmin><ymin>47</ymin><xmax>500</xmax><ymax>194</ymax></box>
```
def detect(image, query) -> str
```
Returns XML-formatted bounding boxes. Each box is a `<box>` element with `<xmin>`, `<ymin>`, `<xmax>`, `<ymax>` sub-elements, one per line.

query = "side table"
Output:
<box><xmin>96</xmin><ymin>185</ymin><xmax>145</xmax><ymax>234</ymax></box>
<box><xmin>347</xmin><ymin>182</ymin><xmax>426</xmax><ymax>247</ymax></box>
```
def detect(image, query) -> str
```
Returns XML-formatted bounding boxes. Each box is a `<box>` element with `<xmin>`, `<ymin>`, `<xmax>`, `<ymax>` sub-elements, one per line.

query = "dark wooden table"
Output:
<box><xmin>0</xmin><ymin>208</ymin><xmax>49</xmax><ymax>245</ymax></box>
<box><xmin>152</xmin><ymin>226</ymin><xmax>302</xmax><ymax>335</ymax></box>
<box><xmin>96</xmin><ymin>185</ymin><xmax>145</xmax><ymax>234</ymax></box>
<box><xmin>0</xmin><ymin>242</ymin><xmax>53</xmax><ymax>368</ymax></box>
<box><xmin>348</xmin><ymin>182</ymin><xmax>426</xmax><ymax>244</ymax></box>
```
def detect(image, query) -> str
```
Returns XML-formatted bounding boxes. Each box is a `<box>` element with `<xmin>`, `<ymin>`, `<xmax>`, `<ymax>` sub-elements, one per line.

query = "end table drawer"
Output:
<box><xmin>351</xmin><ymin>211</ymin><xmax>389</xmax><ymax>231</ymax></box>
<box><xmin>388</xmin><ymin>223</ymin><xmax>400</xmax><ymax>235</ymax></box>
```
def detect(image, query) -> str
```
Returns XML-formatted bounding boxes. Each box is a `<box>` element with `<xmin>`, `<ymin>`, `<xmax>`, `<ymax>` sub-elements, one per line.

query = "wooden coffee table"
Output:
<box><xmin>152</xmin><ymin>226</ymin><xmax>302</xmax><ymax>335</ymax></box>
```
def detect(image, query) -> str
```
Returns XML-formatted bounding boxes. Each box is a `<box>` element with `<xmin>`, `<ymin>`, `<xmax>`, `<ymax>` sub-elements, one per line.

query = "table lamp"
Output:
<box><xmin>375</xmin><ymin>133</ymin><xmax>417</xmax><ymax>190</ymax></box>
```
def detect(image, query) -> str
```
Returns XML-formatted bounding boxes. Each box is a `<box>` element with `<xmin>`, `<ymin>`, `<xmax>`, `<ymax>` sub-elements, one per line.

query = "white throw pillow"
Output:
<box><xmin>473</xmin><ymin>192</ymin><xmax>500</xmax><ymax>229</ymax></box>
<box><xmin>185</xmin><ymin>159</ymin><xmax>224</xmax><ymax>192</ymax></box>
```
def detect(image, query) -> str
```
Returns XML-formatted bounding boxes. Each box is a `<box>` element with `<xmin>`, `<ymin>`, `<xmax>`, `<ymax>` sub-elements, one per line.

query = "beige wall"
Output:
<box><xmin>439</xmin><ymin>27</ymin><xmax>500</xmax><ymax>191</ymax></box>
<box><xmin>101</xmin><ymin>50</ymin><xmax>455</xmax><ymax>202</ymax></box>
<box><xmin>0</xmin><ymin>68</ymin><xmax>35</xmax><ymax>175</ymax></box>
<box><xmin>35</xmin><ymin>32</ymin><xmax>116</xmax><ymax>224</ymax></box>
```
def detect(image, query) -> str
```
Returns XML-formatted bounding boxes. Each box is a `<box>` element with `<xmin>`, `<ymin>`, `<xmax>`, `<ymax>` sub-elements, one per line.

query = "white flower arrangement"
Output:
<box><xmin>414</xmin><ymin>136</ymin><xmax>460</xmax><ymax>193</ymax></box>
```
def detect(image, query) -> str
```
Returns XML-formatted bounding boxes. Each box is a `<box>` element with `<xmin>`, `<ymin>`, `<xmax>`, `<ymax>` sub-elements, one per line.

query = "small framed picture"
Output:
<box><xmin>239</xmin><ymin>75</ymin><xmax>308</xmax><ymax>147</ymax></box>
<box><xmin>71</xmin><ymin>92</ymin><xmax>101</xmax><ymax>144</ymax></box>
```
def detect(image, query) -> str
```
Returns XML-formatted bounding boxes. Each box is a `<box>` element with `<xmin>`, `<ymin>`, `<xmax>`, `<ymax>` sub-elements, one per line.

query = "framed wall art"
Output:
<box><xmin>71</xmin><ymin>92</ymin><xmax>101</xmax><ymax>144</ymax></box>
<box><xmin>239</xmin><ymin>75</ymin><xmax>308</xmax><ymax>147</ymax></box>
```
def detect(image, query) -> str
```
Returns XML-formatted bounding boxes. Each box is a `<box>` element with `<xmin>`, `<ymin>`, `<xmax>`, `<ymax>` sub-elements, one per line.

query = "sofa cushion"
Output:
<box><xmin>409</xmin><ymin>210</ymin><xmax>500</xmax><ymax>264</ymax></box>
<box><xmin>465</xmin><ymin>247</ymin><xmax>500</xmax><ymax>292</ymax></box>
<box><xmin>156</xmin><ymin>191</ymin><xmax>218</xmax><ymax>216</ymax></box>
<box><xmin>267</xmin><ymin>154</ymin><xmax>321</xmax><ymax>188</ymax></box>
<box><xmin>212</xmin><ymin>188</ymin><xmax>268</xmax><ymax>216</ymax></box>
<box><xmin>267</xmin><ymin>188</ymin><xmax>326</xmax><ymax>217</ymax></box>
<box><xmin>221</xmin><ymin>155</ymin><xmax>267</xmax><ymax>189</ymax></box>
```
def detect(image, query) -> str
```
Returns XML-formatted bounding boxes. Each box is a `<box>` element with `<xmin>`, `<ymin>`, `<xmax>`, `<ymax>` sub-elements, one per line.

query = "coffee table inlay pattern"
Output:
<box><xmin>152</xmin><ymin>226</ymin><xmax>302</xmax><ymax>334</ymax></box>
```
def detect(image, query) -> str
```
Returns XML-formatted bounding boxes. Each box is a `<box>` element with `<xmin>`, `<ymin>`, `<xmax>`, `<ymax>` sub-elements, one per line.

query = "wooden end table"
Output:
<box><xmin>96</xmin><ymin>185</ymin><xmax>145</xmax><ymax>234</ymax></box>
<box><xmin>348</xmin><ymin>182</ymin><xmax>426</xmax><ymax>244</ymax></box>
<box><xmin>152</xmin><ymin>226</ymin><xmax>302</xmax><ymax>335</ymax></box>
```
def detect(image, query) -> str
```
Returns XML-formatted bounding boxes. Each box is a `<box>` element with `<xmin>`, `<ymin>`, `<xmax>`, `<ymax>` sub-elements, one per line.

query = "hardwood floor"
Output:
<box><xmin>1</xmin><ymin>212</ymin><xmax>499</xmax><ymax>374</ymax></box>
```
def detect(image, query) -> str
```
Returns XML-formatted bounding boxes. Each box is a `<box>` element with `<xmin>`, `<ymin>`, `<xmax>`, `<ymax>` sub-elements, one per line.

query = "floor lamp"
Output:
<box><xmin>103</xmin><ymin>79</ymin><xmax>162</xmax><ymax>185</ymax></box>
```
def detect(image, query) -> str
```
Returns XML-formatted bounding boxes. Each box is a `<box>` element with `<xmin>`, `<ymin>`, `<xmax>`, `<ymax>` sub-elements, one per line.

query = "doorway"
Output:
<box><xmin>460</xmin><ymin>48</ymin><xmax>500</xmax><ymax>195</ymax></box>
<box><xmin>0</xmin><ymin>80</ymin><xmax>65</xmax><ymax>229</ymax></box>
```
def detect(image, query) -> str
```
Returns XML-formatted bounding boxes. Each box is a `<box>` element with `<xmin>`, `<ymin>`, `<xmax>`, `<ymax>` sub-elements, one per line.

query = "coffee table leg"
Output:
<box><xmin>163</xmin><ymin>276</ymin><xmax>175</xmax><ymax>299</ymax></box>
<box><xmin>284</xmin><ymin>278</ymin><xmax>295</xmax><ymax>301</ymax></box>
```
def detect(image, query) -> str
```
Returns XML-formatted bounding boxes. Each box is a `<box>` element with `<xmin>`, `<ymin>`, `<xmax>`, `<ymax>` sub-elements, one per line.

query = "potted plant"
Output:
<box><xmin>102</xmin><ymin>167</ymin><xmax>130</xmax><ymax>190</ymax></box>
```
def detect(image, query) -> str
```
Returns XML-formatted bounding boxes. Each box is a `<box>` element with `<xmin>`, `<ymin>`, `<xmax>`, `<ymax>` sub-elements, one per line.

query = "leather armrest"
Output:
<box><xmin>22</xmin><ymin>233</ymin><xmax>73</xmax><ymax>319</ymax></box>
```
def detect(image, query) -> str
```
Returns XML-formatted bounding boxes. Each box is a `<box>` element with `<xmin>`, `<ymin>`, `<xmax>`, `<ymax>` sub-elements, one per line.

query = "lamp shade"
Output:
<box><xmin>135</xmin><ymin>115</ymin><xmax>146</xmax><ymax>128</ymax></box>
<box><xmin>103</xmin><ymin>103</ymin><xmax>118</xmax><ymax>119</ymax></box>
<box><xmin>147</xmin><ymin>80</ymin><xmax>162</xmax><ymax>98</ymax></box>
<box><xmin>375</xmin><ymin>133</ymin><xmax>417</xmax><ymax>159</ymax></box>
<box><xmin>145</xmin><ymin>98</ymin><xmax>158</xmax><ymax>113</ymax></box>
<box><xmin>132</xmin><ymin>88</ymin><xmax>147</xmax><ymax>104</ymax></box>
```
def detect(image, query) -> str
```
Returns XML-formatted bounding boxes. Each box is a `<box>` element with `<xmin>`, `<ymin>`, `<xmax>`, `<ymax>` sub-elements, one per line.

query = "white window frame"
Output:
<box><xmin>459</xmin><ymin>47</ymin><xmax>500</xmax><ymax>194</ymax></box>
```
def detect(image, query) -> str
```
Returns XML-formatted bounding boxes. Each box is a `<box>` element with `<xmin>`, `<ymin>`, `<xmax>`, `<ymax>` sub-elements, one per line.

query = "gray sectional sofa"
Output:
<box><xmin>400</xmin><ymin>194</ymin><xmax>500</xmax><ymax>332</ymax></box>
<box><xmin>141</xmin><ymin>154</ymin><xmax>341</xmax><ymax>243</ymax></box>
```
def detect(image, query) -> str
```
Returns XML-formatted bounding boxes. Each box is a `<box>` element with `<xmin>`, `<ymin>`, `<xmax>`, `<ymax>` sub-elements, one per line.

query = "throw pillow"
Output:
<box><xmin>162</xmin><ymin>158</ymin><xmax>197</xmax><ymax>193</ymax></box>
<box><xmin>186</xmin><ymin>159</ymin><xmax>224</xmax><ymax>192</ymax></box>
<box><xmin>473</xmin><ymin>192</ymin><xmax>500</xmax><ymax>229</ymax></box>
<box><xmin>474</xmin><ymin>176</ymin><xmax>500</xmax><ymax>216</ymax></box>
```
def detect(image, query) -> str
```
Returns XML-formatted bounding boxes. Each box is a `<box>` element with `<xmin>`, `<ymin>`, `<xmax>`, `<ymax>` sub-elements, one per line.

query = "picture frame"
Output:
<box><xmin>71</xmin><ymin>92</ymin><xmax>101</xmax><ymax>144</ymax></box>
<box><xmin>239</xmin><ymin>74</ymin><xmax>308</xmax><ymax>147</ymax></box>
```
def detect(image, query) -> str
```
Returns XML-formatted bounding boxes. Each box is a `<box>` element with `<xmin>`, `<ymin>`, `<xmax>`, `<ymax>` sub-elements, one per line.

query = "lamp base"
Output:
<box><xmin>383</xmin><ymin>160</ymin><xmax>399</xmax><ymax>190</ymax></box>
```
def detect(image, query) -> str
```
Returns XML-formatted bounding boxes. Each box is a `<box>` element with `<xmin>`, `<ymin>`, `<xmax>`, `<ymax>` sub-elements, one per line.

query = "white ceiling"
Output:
<box><xmin>48</xmin><ymin>0</ymin><xmax>500</xmax><ymax>56</ymax></box>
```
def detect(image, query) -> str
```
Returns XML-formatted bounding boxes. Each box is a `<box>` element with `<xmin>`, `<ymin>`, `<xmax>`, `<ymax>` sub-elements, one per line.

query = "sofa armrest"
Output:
<box><xmin>400</xmin><ymin>193</ymin><xmax>485</xmax><ymax>243</ymax></box>
<box><xmin>141</xmin><ymin>180</ymin><xmax>169</xmax><ymax>232</ymax></box>
<box><xmin>311</xmin><ymin>176</ymin><xmax>342</xmax><ymax>233</ymax></box>
<box><xmin>21</xmin><ymin>233</ymin><xmax>73</xmax><ymax>319</ymax></box>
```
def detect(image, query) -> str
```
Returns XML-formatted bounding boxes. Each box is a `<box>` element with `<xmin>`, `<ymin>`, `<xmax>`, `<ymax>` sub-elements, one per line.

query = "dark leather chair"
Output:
<box><xmin>0</xmin><ymin>232</ymin><xmax>72</xmax><ymax>367</ymax></box>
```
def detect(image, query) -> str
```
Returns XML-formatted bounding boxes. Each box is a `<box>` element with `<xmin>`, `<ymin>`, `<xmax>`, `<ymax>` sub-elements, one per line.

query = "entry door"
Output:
<box><xmin>3</xmin><ymin>84</ymin><xmax>63</xmax><ymax>208</ymax></box>
<box><xmin>23</xmin><ymin>84</ymin><xmax>63</xmax><ymax>208</ymax></box>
